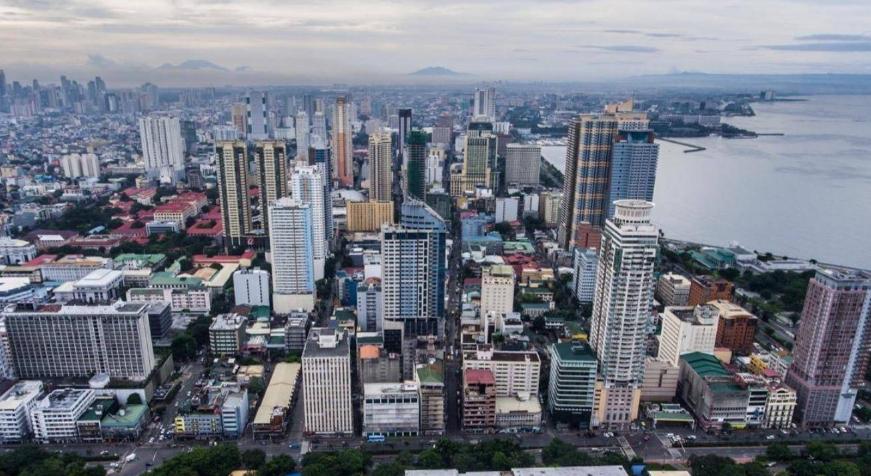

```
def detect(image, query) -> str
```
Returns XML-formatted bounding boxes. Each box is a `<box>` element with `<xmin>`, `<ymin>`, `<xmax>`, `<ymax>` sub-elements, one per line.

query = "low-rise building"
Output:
<box><xmin>252</xmin><ymin>363</ymin><xmax>301</xmax><ymax>438</ymax></box>
<box><xmin>209</xmin><ymin>313</ymin><xmax>247</xmax><ymax>356</ymax></box>
<box><xmin>233</xmin><ymin>268</ymin><xmax>270</xmax><ymax>308</ymax></box>
<box><xmin>40</xmin><ymin>255</ymin><xmax>113</xmax><ymax>282</ymax></box>
<box><xmin>362</xmin><ymin>382</ymin><xmax>420</xmax><ymax>437</ymax></box>
<box><xmin>416</xmin><ymin>362</ymin><xmax>445</xmax><ymax>436</ymax></box>
<box><xmin>0</xmin><ymin>380</ymin><xmax>44</xmax><ymax>442</ymax></box>
<box><xmin>709</xmin><ymin>300</ymin><xmax>758</xmax><ymax>355</ymax></box>
<box><xmin>656</xmin><ymin>272</ymin><xmax>691</xmax><ymax>307</ymax></box>
<box><xmin>548</xmin><ymin>341</ymin><xmax>598</xmax><ymax>427</ymax></box>
<box><xmin>688</xmin><ymin>275</ymin><xmax>734</xmax><ymax>306</ymax></box>
<box><xmin>462</xmin><ymin>369</ymin><xmax>496</xmax><ymax>433</ymax></box>
<box><xmin>462</xmin><ymin>345</ymin><xmax>540</xmax><ymax>398</ymax></box>
<box><xmin>30</xmin><ymin>388</ymin><xmax>96</xmax><ymax>443</ymax></box>
<box><xmin>126</xmin><ymin>287</ymin><xmax>212</xmax><ymax>314</ymax></box>
<box><xmin>0</xmin><ymin>239</ymin><xmax>37</xmax><ymax>265</ymax></box>
<box><xmin>641</xmin><ymin>357</ymin><xmax>680</xmax><ymax>403</ymax></box>
<box><xmin>495</xmin><ymin>395</ymin><xmax>542</xmax><ymax>431</ymax></box>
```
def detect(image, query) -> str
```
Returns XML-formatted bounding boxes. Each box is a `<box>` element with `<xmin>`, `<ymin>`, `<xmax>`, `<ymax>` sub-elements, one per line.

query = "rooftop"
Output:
<box><xmin>252</xmin><ymin>362</ymin><xmax>300</xmax><ymax>426</ymax></box>
<box><xmin>682</xmin><ymin>352</ymin><xmax>731</xmax><ymax>377</ymax></box>
<box><xmin>552</xmin><ymin>341</ymin><xmax>597</xmax><ymax>362</ymax></box>
<box><xmin>100</xmin><ymin>404</ymin><xmax>148</xmax><ymax>428</ymax></box>
<box><xmin>416</xmin><ymin>362</ymin><xmax>444</xmax><ymax>385</ymax></box>
<box><xmin>465</xmin><ymin>368</ymin><xmax>496</xmax><ymax>385</ymax></box>
<box><xmin>0</xmin><ymin>381</ymin><xmax>42</xmax><ymax>410</ymax></box>
<box><xmin>76</xmin><ymin>268</ymin><xmax>123</xmax><ymax>287</ymax></box>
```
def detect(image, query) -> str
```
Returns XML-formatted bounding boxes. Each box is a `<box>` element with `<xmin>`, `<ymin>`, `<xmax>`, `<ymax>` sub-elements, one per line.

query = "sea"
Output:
<box><xmin>541</xmin><ymin>95</ymin><xmax>871</xmax><ymax>269</ymax></box>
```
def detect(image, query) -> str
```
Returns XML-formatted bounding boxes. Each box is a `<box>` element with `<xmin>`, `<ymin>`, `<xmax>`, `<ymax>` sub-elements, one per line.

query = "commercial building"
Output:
<box><xmin>174</xmin><ymin>382</ymin><xmax>249</xmax><ymax>439</ymax></box>
<box><xmin>332</xmin><ymin>96</ymin><xmax>354</xmax><ymax>187</ymax></box>
<box><xmin>495</xmin><ymin>197</ymin><xmax>519</xmax><ymax>223</ymax></box>
<box><xmin>473</xmin><ymin>86</ymin><xmax>496</xmax><ymax>121</ymax></box>
<box><xmin>416</xmin><ymin>362</ymin><xmax>445</xmax><ymax>436</ymax></box>
<box><xmin>462</xmin><ymin>369</ymin><xmax>496</xmax><ymax>433</ymax></box>
<box><xmin>30</xmin><ymin>388</ymin><xmax>96</xmax><ymax>443</ymax></box>
<box><xmin>255</xmin><ymin>141</ymin><xmax>289</xmax><ymax>231</ymax></box>
<box><xmin>346</xmin><ymin>201</ymin><xmax>394</xmax><ymax>232</ymax></box>
<box><xmin>381</xmin><ymin>224</ymin><xmax>441</xmax><ymax>337</ymax></box>
<box><xmin>302</xmin><ymin>328</ymin><xmax>353</xmax><ymax>435</ymax></box>
<box><xmin>657</xmin><ymin>305</ymin><xmax>718</xmax><ymax>367</ymax></box>
<box><xmin>589</xmin><ymin>200</ymin><xmax>659</xmax><ymax>429</ymax></box>
<box><xmin>708</xmin><ymin>300</ymin><xmax>758</xmax><ymax>355</ymax></box>
<box><xmin>3</xmin><ymin>302</ymin><xmax>155</xmax><ymax>381</ymax></box>
<box><xmin>641</xmin><ymin>357</ymin><xmax>680</xmax><ymax>403</ymax></box>
<box><xmin>40</xmin><ymin>255</ymin><xmax>113</xmax><ymax>282</ymax></box>
<box><xmin>764</xmin><ymin>384</ymin><xmax>797</xmax><ymax>429</ymax></box>
<box><xmin>678</xmin><ymin>352</ymin><xmax>747</xmax><ymax>430</ymax></box>
<box><xmin>496</xmin><ymin>396</ymin><xmax>542</xmax><ymax>431</ymax></box>
<box><xmin>505</xmin><ymin>144</ymin><xmax>541</xmax><ymax>186</ymax></box>
<box><xmin>358</xmin><ymin>344</ymin><xmax>401</xmax><ymax>386</ymax></box>
<box><xmin>572</xmin><ymin>247</ymin><xmax>598</xmax><ymax>304</ymax></box>
<box><xmin>0</xmin><ymin>238</ymin><xmax>37</xmax><ymax>265</ymax></box>
<box><xmin>233</xmin><ymin>268</ymin><xmax>270</xmax><ymax>307</ymax></box>
<box><xmin>126</xmin><ymin>287</ymin><xmax>212</xmax><ymax>315</ymax></box>
<box><xmin>252</xmin><ymin>362</ymin><xmax>300</xmax><ymax>437</ymax></box>
<box><xmin>538</xmin><ymin>191</ymin><xmax>562</xmax><ymax>227</ymax></box>
<box><xmin>362</xmin><ymin>382</ymin><xmax>420</xmax><ymax>437</ymax></box>
<box><xmin>479</xmin><ymin>264</ymin><xmax>515</xmax><ymax>326</ymax></box>
<box><xmin>606</xmin><ymin>126</ymin><xmax>658</xmax><ymax>218</ymax></box>
<box><xmin>209</xmin><ymin>313</ymin><xmax>247</xmax><ymax>356</ymax></box>
<box><xmin>215</xmin><ymin>141</ymin><xmax>252</xmax><ymax>248</ymax></box>
<box><xmin>786</xmin><ymin>269</ymin><xmax>871</xmax><ymax>427</ymax></box>
<box><xmin>357</xmin><ymin>278</ymin><xmax>383</xmax><ymax>332</ymax></box>
<box><xmin>0</xmin><ymin>380</ymin><xmax>43</xmax><ymax>442</ymax></box>
<box><xmin>656</xmin><ymin>273</ymin><xmax>691</xmax><ymax>307</ymax></box>
<box><xmin>368</xmin><ymin>131</ymin><xmax>393</xmax><ymax>202</ymax></box>
<box><xmin>461</xmin><ymin>122</ymin><xmax>498</xmax><ymax>192</ymax></box>
<box><xmin>462</xmin><ymin>346</ymin><xmax>540</xmax><ymax>398</ymax></box>
<box><xmin>688</xmin><ymin>276</ymin><xmax>734</xmax><ymax>306</ymax></box>
<box><xmin>268</xmin><ymin>198</ymin><xmax>316</xmax><ymax>313</ymax></box>
<box><xmin>548</xmin><ymin>341</ymin><xmax>598</xmax><ymax>427</ymax></box>
<box><xmin>245</xmin><ymin>91</ymin><xmax>270</xmax><ymax>139</ymax></box>
<box><xmin>285</xmin><ymin>314</ymin><xmax>308</xmax><ymax>353</ymax></box>
<box><xmin>405</xmin><ymin>131</ymin><xmax>427</xmax><ymax>199</ymax></box>
<box><xmin>291</xmin><ymin>165</ymin><xmax>328</xmax><ymax>280</ymax></box>
<box><xmin>139</xmin><ymin>115</ymin><xmax>185</xmax><ymax>183</ymax></box>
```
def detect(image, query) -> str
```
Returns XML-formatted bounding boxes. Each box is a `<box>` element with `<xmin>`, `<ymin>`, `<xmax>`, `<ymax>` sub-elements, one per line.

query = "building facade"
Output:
<box><xmin>268</xmin><ymin>198</ymin><xmax>316</xmax><ymax>313</ymax></box>
<box><xmin>302</xmin><ymin>329</ymin><xmax>353</xmax><ymax>435</ymax></box>
<box><xmin>548</xmin><ymin>342</ymin><xmax>598</xmax><ymax>427</ymax></box>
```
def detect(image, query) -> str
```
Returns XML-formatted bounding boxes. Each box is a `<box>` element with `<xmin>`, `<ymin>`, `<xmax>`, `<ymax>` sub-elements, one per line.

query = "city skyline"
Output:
<box><xmin>2</xmin><ymin>0</ymin><xmax>871</xmax><ymax>86</ymax></box>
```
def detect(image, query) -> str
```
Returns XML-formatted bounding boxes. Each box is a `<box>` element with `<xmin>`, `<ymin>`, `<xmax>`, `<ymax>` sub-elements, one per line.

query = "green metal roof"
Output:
<box><xmin>101</xmin><ymin>404</ymin><xmax>148</xmax><ymax>429</ymax></box>
<box><xmin>417</xmin><ymin>363</ymin><xmax>444</xmax><ymax>384</ymax></box>
<box><xmin>251</xmin><ymin>306</ymin><xmax>271</xmax><ymax>320</ymax></box>
<box><xmin>149</xmin><ymin>272</ymin><xmax>203</xmax><ymax>288</ymax></box>
<box><xmin>682</xmin><ymin>352</ymin><xmax>730</xmax><ymax>377</ymax></box>
<box><xmin>78</xmin><ymin>398</ymin><xmax>117</xmax><ymax>422</ymax></box>
<box><xmin>114</xmin><ymin>253</ymin><xmax>166</xmax><ymax>266</ymax></box>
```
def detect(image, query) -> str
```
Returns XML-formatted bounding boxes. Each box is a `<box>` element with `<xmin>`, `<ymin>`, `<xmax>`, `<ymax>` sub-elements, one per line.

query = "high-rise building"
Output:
<box><xmin>416</xmin><ymin>362</ymin><xmax>445</xmax><ymax>436</ymax></box>
<box><xmin>362</xmin><ymin>382</ymin><xmax>420</xmax><ymax>437</ymax></box>
<box><xmin>607</xmin><ymin>127</ymin><xmax>659</xmax><ymax>218</ymax></box>
<box><xmin>233</xmin><ymin>268</ymin><xmax>270</xmax><ymax>307</ymax></box>
<box><xmin>368</xmin><ymin>131</ymin><xmax>393</xmax><ymax>202</ymax></box>
<box><xmin>473</xmin><ymin>86</ymin><xmax>496</xmax><ymax>121</ymax></box>
<box><xmin>3</xmin><ymin>302</ymin><xmax>156</xmax><ymax>381</ymax></box>
<box><xmin>479</xmin><ymin>265</ymin><xmax>515</xmax><ymax>327</ymax></box>
<box><xmin>399</xmin><ymin>198</ymin><xmax>447</xmax><ymax>321</ymax></box>
<box><xmin>311</xmin><ymin>111</ymin><xmax>326</xmax><ymax>142</ymax></box>
<box><xmin>357</xmin><ymin>278</ymin><xmax>383</xmax><ymax>332</ymax></box>
<box><xmin>462</xmin><ymin>346</ymin><xmax>540</xmax><ymax>398</ymax></box>
<box><xmin>302</xmin><ymin>328</ymin><xmax>353</xmax><ymax>435</ymax></box>
<box><xmin>231</xmin><ymin>103</ymin><xmax>247</xmax><ymax>136</ymax></box>
<box><xmin>60</xmin><ymin>153</ymin><xmax>100</xmax><ymax>179</ymax></box>
<box><xmin>548</xmin><ymin>341</ymin><xmax>598</xmax><ymax>427</ymax></box>
<box><xmin>589</xmin><ymin>200</ymin><xmax>658</xmax><ymax>429</ymax></box>
<box><xmin>308</xmin><ymin>139</ymin><xmax>334</xmax><ymax>241</ymax></box>
<box><xmin>539</xmin><ymin>191</ymin><xmax>563</xmax><ymax>227</ymax></box>
<box><xmin>346</xmin><ymin>201</ymin><xmax>394</xmax><ymax>232</ymax></box>
<box><xmin>405</xmin><ymin>130</ymin><xmax>427</xmax><ymax>199</ymax></box>
<box><xmin>295</xmin><ymin>110</ymin><xmax>310</xmax><ymax>162</ymax></box>
<box><xmin>556</xmin><ymin>107</ymin><xmax>648</xmax><ymax>249</ymax></box>
<box><xmin>381</xmin><ymin>225</ymin><xmax>440</xmax><ymax>337</ymax></box>
<box><xmin>462</xmin><ymin>122</ymin><xmax>498</xmax><ymax>192</ymax></box>
<box><xmin>291</xmin><ymin>166</ymin><xmax>327</xmax><ymax>280</ymax></box>
<box><xmin>255</xmin><ymin>141</ymin><xmax>288</xmax><ymax>232</ymax></box>
<box><xmin>139</xmin><ymin>116</ymin><xmax>185</xmax><ymax>184</ymax></box>
<box><xmin>657</xmin><ymin>305</ymin><xmax>718</xmax><ymax>366</ymax></box>
<box><xmin>215</xmin><ymin>141</ymin><xmax>252</xmax><ymax>248</ymax></box>
<box><xmin>505</xmin><ymin>144</ymin><xmax>541</xmax><ymax>186</ymax></box>
<box><xmin>786</xmin><ymin>269</ymin><xmax>871</xmax><ymax>427</ymax></box>
<box><xmin>397</xmin><ymin>108</ymin><xmax>412</xmax><ymax>160</ymax></box>
<box><xmin>268</xmin><ymin>198</ymin><xmax>316</xmax><ymax>313</ymax></box>
<box><xmin>245</xmin><ymin>91</ymin><xmax>270</xmax><ymax>140</ymax></box>
<box><xmin>572</xmin><ymin>247</ymin><xmax>598</xmax><ymax>304</ymax></box>
<box><xmin>332</xmin><ymin>96</ymin><xmax>353</xmax><ymax>187</ymax></box>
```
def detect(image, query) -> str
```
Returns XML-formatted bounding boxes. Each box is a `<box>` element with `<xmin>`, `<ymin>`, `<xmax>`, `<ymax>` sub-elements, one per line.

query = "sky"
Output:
<box><xmin>1</xmin><ymin>0</ymin><xmax>871</xmax><ymax>86</ymax></box>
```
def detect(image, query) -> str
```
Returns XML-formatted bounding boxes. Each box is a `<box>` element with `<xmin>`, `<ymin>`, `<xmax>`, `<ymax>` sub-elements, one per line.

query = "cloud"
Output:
<box><xmin>86</xmin><ymin>54</ymin><xmax>117</xmax><ymax>68</ymax></box>
<box><xmin>795</xmin><ymin>34</ymin><xmax>871</xmax><ymax>41</ymax></box>
<box><xmin>764</xmin><ymin>42</ymin><xmax>871</xmax><ymax>51</ymax></box>
<box><xmin>582</xmin><ymin>45</ymin><xmax>660</xmax><ymax>53</ymax></box>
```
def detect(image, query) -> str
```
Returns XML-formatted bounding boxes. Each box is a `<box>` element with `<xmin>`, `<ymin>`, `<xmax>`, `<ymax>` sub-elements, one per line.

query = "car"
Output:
<box><xmin>288</xmin><ymin>442</ymin><xmax>300</xmax><ymax>449</ymax></box>
<box><xmin>686</xmin><ymin>435</ymin><xmax>697</xmax><ymax>440</ymax></box>
<box><xmin>766</xmin><ymin>435</ymin><xmax>776</xmax><ymax>440</ymax></box>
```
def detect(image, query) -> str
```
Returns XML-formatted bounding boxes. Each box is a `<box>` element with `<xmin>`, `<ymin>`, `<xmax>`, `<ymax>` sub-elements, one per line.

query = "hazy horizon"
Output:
<box><xmin>2</xmin><ymin>0</ymin><xmax>871</xmax><ymax>87</ymax></box>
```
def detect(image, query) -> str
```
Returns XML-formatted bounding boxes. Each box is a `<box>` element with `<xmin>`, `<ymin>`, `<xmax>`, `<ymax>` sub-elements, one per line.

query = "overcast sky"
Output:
<box><xmin>2</xmin><ymin>0</ymin><xmax>871</xmax><ymax>86</ymax></box>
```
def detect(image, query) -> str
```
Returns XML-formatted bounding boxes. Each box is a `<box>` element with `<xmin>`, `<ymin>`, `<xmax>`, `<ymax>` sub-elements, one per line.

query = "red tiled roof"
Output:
<box><xmin>465</xmin><ymin>369</ymin><xmax>495</xmax><ymax>385</ymax></box>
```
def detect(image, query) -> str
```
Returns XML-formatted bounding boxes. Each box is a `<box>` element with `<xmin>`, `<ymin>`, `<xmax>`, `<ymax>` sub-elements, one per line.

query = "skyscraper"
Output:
<box><xmin>295</xmin><ymin>110</ymin><xmax>310</xmax><ymax>162</ymax></box>
<box><xmin>405</xmin><ymin>130</ymin><xmax>427</xmax><ymax>199</ymax></box>
<box><xmin>589</xmin><ymin>200</ymin><xmax>658</xmax><ymax>429</ymax></box>
<box><xmin>461</xmin><ymin>122</ymin><xmax>498</xmax><ymax>192</ymax></box>
<box><xmin>400</xmin><ymin>197</ymin><xmax>447</xmax><ymax>322</ymax></box>
<box><xmin>255</xmin><ymin>141</ymin><xmax>288</xmax><ymax>232</ymax></box>
<box><xmin>138</xmin><ymin>116</ymin><xmax>185</xmax><ymax>184</ymax></box>
<box><xmin>291</xmin><ymin>166</ymin><xmax>327</xmax><ymax>281</ymax></box>
<box><xmin>368</xmin><ymin>131</ymin><xmax>393</xmax><ymax>202</ymax></box>
<box><xmin>504</xmin><ymin>143</ymin><xmax>541</xmax><ymax>186</ymax></box>
<box><xmin>332</xmin><ymin>96</ymin><xmax>353</xmax><ymax>187</ymax></box>
<box><xmin>397</xmin><ymin>108</ymin><xmax>412</xmax><ymax>161</ymax></box>
<box><xmin>556</xmin><ymin>106</ymin><xmax>649</xmax><ymax>249</ymax></box>
<box><xmin>308</xmin><ymin>139</ymin><xmax>334</xmax><ymax>241</ymax></box>
<box><xmin>311</xmin><ymin>111</ymin><xmax>326</xmax><ymax>142</ymax></box>
<box><xmin>268</xmin><ymin>198</ymin><xmax>316</xmax><ymax>313</ymax></box>
<box><xmin>607</xmin><ymin>126</ymin><xmax>659</xmax><ymax>218</ymax></box>
<box><xmin>786</xmin><ymin>269</ymin><xmax>871</xmax><ymax>427</ymax></box>
<box><xmin>216</xmin><ymin>141</ymin><xmax>252</xmax><ymax>248</ymax></box>
<box><xmin>245</xmin><ymin>91</ymin><xmax>270</xmax><ymax>140</ymax></box>
<box><xmin>473</xmin><ymin>86</ymin><xmax>496</xmax><ymax>121</ymax></box>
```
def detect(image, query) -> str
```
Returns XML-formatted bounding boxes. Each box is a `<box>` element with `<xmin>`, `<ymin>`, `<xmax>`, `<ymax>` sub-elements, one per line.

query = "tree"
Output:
<box><xmin>241</xmin><ymin>449</ymin><xmax>267</xmax><ymax>470</ymax></box>
<box><xmin>806</xmin><ymin>441</ymin><xmax>839</xmax><ymax>462</ymax></box>
<box><xmin>260</xmin><ymin>454</ymin><xmax>296</xmax><ymax>476</ymax></box>
<box><xmin>371</xmin><ymin>462</ymin><xmax>406</xmax><ymax>476</ymax></box>
<box><xmin>766</xmin><ymin>442</ymin><xmax>793</xmax><ymax>461</ymax></box>
<box><xmin>248</xmin><ymin>377</ymin><xmax>266</xmax><ymax>396</ymax></box>
<box><xmin>126</xmin><ymin>393</ymin><xmax>143</xmax><ymax>405</ymax></box>
<box><xmin>416</xmin><ymin>448</ymin><xmax>444</xmax><ymax>469</ymax></box>
<box><xmin>171</xmin><ymin>333</ymin><xmax>197</xmax><ymax>362</ymax></box>
<box><xmin>532</xmin><ymin>315</ymin><xmax>546</xmax><ymax>332</ymax></box>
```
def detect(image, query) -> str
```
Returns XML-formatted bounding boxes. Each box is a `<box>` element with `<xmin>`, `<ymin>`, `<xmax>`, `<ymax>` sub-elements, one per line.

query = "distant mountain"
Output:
<box><xmin>158</xmin><ymin>60</ymin><xmax>229</xmax><ymax>72</ymax></box>
<box><xmin>409</xmin><ymin>66</ymin><xmax>467</xmax><ymax>77</ymax></box>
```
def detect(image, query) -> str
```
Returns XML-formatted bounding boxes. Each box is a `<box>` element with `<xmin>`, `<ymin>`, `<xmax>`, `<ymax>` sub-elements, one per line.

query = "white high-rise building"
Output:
<box><xmin>572</xmin><ymin>247</ymin><xmax>598</xmax><ymax>304</ymax></box>
<box><xmin>2</xmin><ymin>302</ymin><xmax>155</xmax><ymax>381</ymax></box>
<box><xmin>311</xmin><ymin>111</ymin><xmax>326</xmax><ymax>142</ymax></box>
<box><xmin>233</xmin><ymin>268</ymin><xmax>270</xmax><ymax>308</ymax></box>
<box><xmin>479</xmin><ymin>265</ymin><xmax>515</xmax><ymax>328</ymax></box>
<box><xmin>138</xmin><ymin>116</ymin><xmax>185</xmax><ymax>184</ymax></box>
<box><xmin>268</xmin><ymin>198</ymin><xmax>316</xmax><ymax>313</ymax></box>
<box><xmin>295</xmin><ymin>110</ymin><xmax>310</xmax><ymax>162</ymax></box>
<box><xmin>302</xmin><ymin>328</ymin><xmax>353</xmax><ymax>435</ymax></box>
<box><xmin>291</xmin><ymin>165</ymin><xmax>327</xmax><ymax>281</ymax></box>
<box><xmin>357</xmin><ymin>278</ymin><xmax>383</xmax><ymax>332</ymax></box>
<box><xmin>60</xmin><ymin>153</ymin><xmax>100</xmax><ymax>179</ymax></box>
<box><xmin>657</xmin><ymin>305</ymin><xmax>718</xmax><ymax>367</ymax></box>
<box><xmin>473</xmin><ymin>86</ymin><xmax>496</xmax><ymax>121</ymax></box>
<box><xmin>246</xmin><ymin>91</ymin><xmax>270</xmax><ymax>140</ymax></box>
<box><xmin>589</xmin><ymin>200</ymin><xmax>658</xmax><ymax>429</ymax></box>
